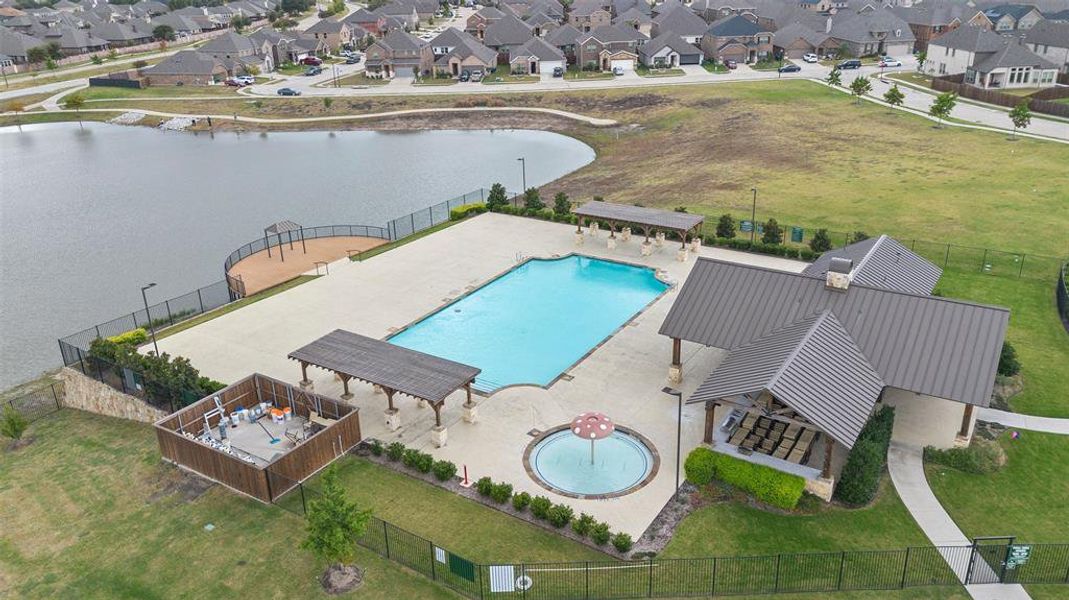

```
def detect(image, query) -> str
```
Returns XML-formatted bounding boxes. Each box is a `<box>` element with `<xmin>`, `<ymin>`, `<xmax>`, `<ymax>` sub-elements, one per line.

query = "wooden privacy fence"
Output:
<box><xmin>931</xmin><ymin>75</ymin><xmax>1069</xmax><ymax>118</ymax></box>
<box><xmin>154</xmin><ymin>373</ymin><xmax>361</xmax><ymax>502</ymax></box>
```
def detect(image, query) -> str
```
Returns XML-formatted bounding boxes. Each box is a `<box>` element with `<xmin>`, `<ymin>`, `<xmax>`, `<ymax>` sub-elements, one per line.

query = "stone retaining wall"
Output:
<box><xmin>58</xmin><ymin>367</ymin><xmax>167</xmax><ymax>423</ymax></box>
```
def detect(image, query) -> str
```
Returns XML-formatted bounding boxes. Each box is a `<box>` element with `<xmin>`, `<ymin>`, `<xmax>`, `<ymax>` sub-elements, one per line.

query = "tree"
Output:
<box><xmin>91</xmin><ymin>54</ymin><xmax>104</xmax><ymax>65</ymax></box>
<box><xmin>809</xmin><ymin>228</ymin><xmax>832</xmax><ymax>252</ymax></box>
<box><xmin>761</xmin><ymin>218</ymin><xmax>783</xmax><ymax>245</ymax></box>
<box><xmin>523</xmin><ymin>187</ymin><xmax>545</xmax><ymax>212</ymax></box>
<box><xmin>825</xmin><ymin>68</ymin><xmax>841</xmax><ymax>87</ymax></box>
<box><xmin>45</xmin><ymin>59</ymin><xmax>58</xmax><ymax>74</ymax></box>
<box><xmin>27</xmin><ymin>46</ymin><xmax>49</xmax><ymax>65</ymax></box>
<box><xmin>553</xmin><ymin>191</ymin><xmax>570</xmax><ymax>216</ymax></box>
<box><xmin>928</xmin><ymin>91</ymin><xmax>957</xmax><ymax>128</ymax></box>
<box><xmin>231</xmin><ymin>15</ymin><xmax>251</xmax><ymax>32</ymax></box>
<box><xmin>485</xmin><ymin>183</ymin><xmax>508</xmax><ymax>212</ymax></box>
<box><xmin>153</xmin><ymin>24</ymin><xmax>176</xmax><ymax>41</ymax></box>
<box><xmin>715</xmin><ymin>214</ymin><xmax>736</xmax><ymax>239</ymax></box>
<box><xmin>243</xmin><ymin>63</ymin><xmax>260</xmax><ymax>77</ymax></box>
<box><xmin>322</xmin><ymin>97</ymin><xmax>333</xmax><ymax>109</ymax></box>
<box><xmin>915</xmin><ymin>50</ymin><xmax>926</xmax><ymax>71</ymax></box>
<box><xmin>1</xmin><ymin>406</ymin><xmax>28</xmax><ymax>441</ymax></box>
<box><xmin>4</xmin><ymin>100</ymin><xmax>26</xmax><ymax>130</ymax></box>
<box><xmin>1008</xmin><ymin>100</ymin><xmax>1031</xmax><ymax>140</ymax></box>
<box><xmin>849</xmin><ymin>75</ymin><xmax>871</xmax><ymax>105</ymax></box>
<box><xmin>274</xmin><ymin>17</ymin><xmax>298</xmax><ymax>30</ymax></box>
<box><xmin>45</xmin><ymin>42</ymin><xmax>62</xmax><ymax>60</ymax></box>
<box><xmin>883</xmin><ymin>83</ymin><xmax>905</xmax><ymax>109</ymax></box>
<box><xmin>301</xmin><ymin>465</ymin><xmax>372</xmax><ymax>584</ymax></box>
<box><xmin>63</xmin><ymin>92</ymin><xmax>86</xmax><ymax>127</ymax></box>
<box><xmin>850</xmin><ymin>231</ymin><xmax>869</xmax><ymax>243</ymax></box>
<box><xmin>998</xmin><ymin>341</ymin><xmax>1020</xmax><ymax>377</ymax></box>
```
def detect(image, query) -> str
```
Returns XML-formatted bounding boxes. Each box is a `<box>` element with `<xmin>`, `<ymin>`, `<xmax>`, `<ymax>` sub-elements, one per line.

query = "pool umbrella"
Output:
<box><xmin>572</xmin><ymin>412</ymin><xmax>615</xmax><ymax>464</ymax></box>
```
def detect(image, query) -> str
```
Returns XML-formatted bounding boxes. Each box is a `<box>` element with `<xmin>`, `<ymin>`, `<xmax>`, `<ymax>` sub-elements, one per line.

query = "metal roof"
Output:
<box><xmin>288</xmin><ymin>329</ymin><xmax>480</xmax><ymax>404</ymax></box>
<box><xmin>574</xmin><ymin>201</ymin><xmax>705</xmax><ymax>232</ymax></box>
<box><xmin>690</xmin><ymin>311</ymin><xmax>884</xmax><ymax>447</ymax></box>
<box><xmin>660</xmin><ymin>259</ymin><xmax>1008</xmax><ymax>407</ymax></box>
<box><xmin>802</xmin><ymin>235</ymin><xmax>942</xmax><ymax>296</ymax></box>
<box><xmin>264</xmin><ymin>220</ymin><xmax>302</xmax><ymax>234</ymax></box>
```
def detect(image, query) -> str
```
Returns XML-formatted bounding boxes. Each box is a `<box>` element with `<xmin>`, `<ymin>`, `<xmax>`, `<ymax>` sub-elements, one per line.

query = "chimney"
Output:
<box><xmin>826</xmin><ymin>257</ymin><xmax>853</xmax><ymax>291</ymax></box>
<box><xmin>826</xmin><ymin>16</ymin><xmax>833</xmax><ymax>34</ymax></box>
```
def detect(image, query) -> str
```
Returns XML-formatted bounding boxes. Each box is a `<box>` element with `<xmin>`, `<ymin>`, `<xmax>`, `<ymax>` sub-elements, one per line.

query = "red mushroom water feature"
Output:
<box><xmin>572</xmin><ymin>412</ymin><xmax>615</xmax><ymax>464</ymax></box>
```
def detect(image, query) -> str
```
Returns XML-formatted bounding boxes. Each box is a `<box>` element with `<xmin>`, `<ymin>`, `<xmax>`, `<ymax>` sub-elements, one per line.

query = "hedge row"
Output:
<box><xmin>371</xmin><ymin>440</ymin><xmax>458</xmax><ymax>482</ymax></box>
<box><xmin>449</xmin><ymin>202</ymin><xmax>488</xmax><ymax>221</ymax></box>
<box><xmin>924</xmin><ymin>442</ymin><xmax>1002</xmax><ymax>475</ymax></box>
<box><xmin>833</xmin><ymin>406</ymin><xmax>895</xmax><ymax>506</ymax></box>
<box><xmin>702</xmin><ymin>236</ymin><xmax>821</xmax><ymax>261</ymax></box>
<box><xmin>684</xmin><ymin>447</ymin><xmax>806</xmax><ymax>510</ymax></box>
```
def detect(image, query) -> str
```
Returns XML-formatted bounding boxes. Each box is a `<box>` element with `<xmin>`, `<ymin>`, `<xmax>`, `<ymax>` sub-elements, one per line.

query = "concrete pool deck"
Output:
<box><xmin>156</xmin><ymin>213</ymin><xmax>807</xmax><ymax>537</ymax></box>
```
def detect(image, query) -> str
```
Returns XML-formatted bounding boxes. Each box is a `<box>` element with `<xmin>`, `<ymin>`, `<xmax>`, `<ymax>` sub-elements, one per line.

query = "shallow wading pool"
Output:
<box><xmin>524</xmin><ymin>426</ymin><xmax>658</xmax><ymax>498</ymax></box>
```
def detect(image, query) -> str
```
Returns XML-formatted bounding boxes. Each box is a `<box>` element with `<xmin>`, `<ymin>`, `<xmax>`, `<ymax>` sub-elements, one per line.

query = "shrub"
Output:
<box><xmin>761</xmin><ymin>218</ymin><xmax>783</xmax><ymax>245</ymax></box>
<box><xmin>571</xmin><ymin>513</ymin><xmax>596</xmax><ymax>537</ymax></box>
<box><xmin>590</xmin><ymin>522</ymin><xmax>611</xmax><ymax>545</ymax></box>
<box><xmin>489</xmin><ymin>482</ymin><xmax>513</xmax><ymax>504</ymax></box>
<box><xmin>512</xmin><ymin>491</ymin><xmax>531</xmax><ymax>511</ymax></box>
<box><xmin>834</xmin><ymin>405</ymin><xmax>895</xmax><ymax>506</ymax></box>
<box><xmin>401</xmin><ymin>448</ymin><xmax>422</xmax><ymax>468</ymax></box>
<box><xmin>809</xmin><ymin>229</ymin><xmax>832</xmax><ymax>253</ymax></box>
<box><xmin>107</xmin><ymin>327</ymin><xmax>148</xmax><ymax>346</ymax></box>
<box><xmin>385</xmin><ymin>441</ymin><xmax>405</xmax><ymax>461</ymax></box>
<box><xmin>476</xmin><ymin>476</ymin><xmax>494</xmax><ymax>496</ymax></box>
<box><xmin>1</xmin><ymin>406</ymin><xmax>29</xmax><ymax>440</ymax></box>
<box><xmin>523</xmin><ymin>188</ymin><xmax>545</xmax><ymax>212</ymax></box>
<box><xmin>611</xmin><ymin>532</ymin><xmax>633</xmax><ymax>553</ymax></box>
<box><xmin>800</xmin><ymin>248</ymin><xmax>818</xmax><ymax>261</ymax></box>
<box><xmin>553</xmin><ymin>191</ymin><xmax>571</xmax><ymax>216</ymax></box>
<box><xmin>486</xmin><ymin>183</ymin><xmax>509</xmax><ymax>212</ymax></box>
<box><xmin>850</xmin><ymin>231</ymin><xmax>869</xmax><ymax>244</ymax></box>
<box><xmin>715</xmin><ymin>214</ymin><xmax>736</xmax><ymax>238</ymax></box>
<box><xmin>998</xmin><ymin>342</ymin><xmax>1020</xmax><ymax>377</ymax></box>
<box><xmin>925</xmin><ymin>442</ymin><xmax>1002</xmax><ymax>474</ymax></box>
<box><xmin>432</xmin><ymin>459</ymin><xmax>457</xmax><ymax>481</ymax></box>
<box><xmin>369</xmin><ymin>439</ymin><xmax>383</xmax><ymax>456</ymax></box>
<box><xmin>530</xmin><ymin>495</ymin><xmax>553</xmax><ymax>519</ymax></box>
<box><xmin>414</xmin><ymin>452</ymin><xmax>434</xmax><ymax>473</ymax></box>
<box><xmin>87</xmin><ymin>337</ymin><xmax>224</xmax><ymax>409</ymax></box>
<box><xmin>684</xmin><ymin>447</ymin><xmax>806</xmax><ymax>510</ymax></box>
<box><xmin>547</xmin><ymin>503</ymin><xmax>574</xmax><ymax>528</ymax></box>
<box><xmin>449</xmin><ymin>202</ymin><xmax>487</xmax><ymax>221</ymax></box>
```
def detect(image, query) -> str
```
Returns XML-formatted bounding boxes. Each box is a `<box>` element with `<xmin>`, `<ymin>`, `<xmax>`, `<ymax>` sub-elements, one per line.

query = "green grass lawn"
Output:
<box><xmin>482</xmin><ymin>67</ymin><xmax>539</xmax><ymax>84</ymax></box>
<box><xmin>334</xmin><ymin>71</ymin><xmax>390</xmax><ymax>86</ymax></box>
<box><xmin>565</xmin><ymin>68</ymin><xmax>614</xmax><ymax>80</ymax></box>
<box><xmin>934</xmin><ymin>271</ymin><xmax>1069</xmax><ymax>417</ymax></box>
<box><xmin>702</xmin><ymin>61</ymin><xmax>729</xmax><ymax>73</ymax></box>
<box><xmin>74</xmin><ymin>85</ymin><xmax>242</xmax><ymax>101</ymax></box>
<box><xmin>927</xmin><ymin>431</ymin><xmax>1069</xmax><ymax>542</ymax></box>
<box><xmin>637</xmin><ymin>65</ymin><xmax>685</xmax><ymax>77</ymax></box>
<box><xmin>663</xmin><ymin>479</ymin><xmax>928</xmax><ymax>557</ymax></box>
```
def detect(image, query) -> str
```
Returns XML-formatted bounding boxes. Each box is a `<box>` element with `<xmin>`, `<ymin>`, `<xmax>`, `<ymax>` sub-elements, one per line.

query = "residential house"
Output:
<box><xmin>771</xmin><ymin>21</ymin><xmax>836</xmax><ymax>58</ymax></box>
<box><xmin>1022</xmin><ymin>19</ymin><xmax>1069</xmax><ymax>72</ymax></box>
<box><xmin>199</xmin><ymin>30</ymin><xmax>274</xmax><ymax>73</ymax></box>
<box><xmin>925</xmin><ymin>25</ymin><xmax>1059</xmax><ymax>88</ymax></box>
<box><xmin>701</xmin><ymin>14</ymin><xmax>773</xmax><ymax>63</ymax></box>
<box><xmin>481</xmin><ymin>13</ymin><xmax>534</xmax><ymax>62</ymax></box>
<box><xmin>285</xmin><ymin>34</ymin><xmax>327</xmax><ymax>63</ymax></box>
<box><xmin>651</xmin><ymin>5</ymin><xmax>710</xmax><ymax>45</ymax></box>
<box><xmin>248</xmin><ymin>27</ymin><xmax>295</xmax><ymax>66</ymax></box>
<box><xmin>363</xmin><ymin>28</ymin><xmax>431</xmax><ymax>77</ymax></box>
<box><xmin>568</xmin><ymin>0</ymin><xmax>611</xmax><ymax>33</ymax></box>
<box><xmin>0</xmin><ymin>25</ymin><xmax>39</xmax><ymax>66</ymax></box>
<box><xmin>798</xmin><ymin>0</ymin><xmax>833</xmax><ymax>13</ymax></box>
<box><xmin>374</xmin><ymin>2</ymin><xmax>418</xmax><ymax>31</ymax></box>
<box><xmin>145</xmin><ymin>49</ymin><xmax>227</xmax><ymax>85</ymax></box>
<box><xmin>827</xmin><ymin>8</ymin><xmax>915</xmax><ymax>57</ymax></box>
<box><xmin>44</xmin><ymin>27</ymin><xmax>109</xmax><ymax>55</ymax></box>
<box><xmin>1046</xmin><ymin>9</ymin><xmax>1069</xmax><ymax>22</ymax></box>
<box><xmin>983</xmin><ymin>3</ymin><xmax>1044</xmax><ymax>31</ymax></box>
<box><xmin>53</xmin><ymin>0</ymin><xmax>81</xmax><ymax>13</ymax></box>
<box><xmin>525</xmin><ymin>11</ymin><xmax>559</xmax><ymax>37</ymax></box>
<box><xmin>150</xmin><ymin>13</ymin><xmax>203</xmax><ymax>37</ymax></box>
<box><xmin>892</xmin><ymin>1</ymin><xmax>981</xmax><ymax>52</ymax></box>
<box><xmin>545</xmin><ymin>22</ymin><xmax>582</xmax><ymax>63</ymax></box>
<box><xmin>508</xmin><ymin>35</ymin><xmax>565</xmax><ymax>72</ymax></box>
<box><xmin>344</xmin><ymin>8</ymin><xmax>387</xmax><ymax>36</ymax></box>
<box><xmin>575</xmin><ymin>24</ymin><xmax>645</xmax><ymax>70</ymax></box>
<box><xmin>614</xmin><ymin>7</ymin><xmax>652</xmax><ymax>37</ymax></box>
<box><xmin>304</xmin><ymin>18</ymin><xmax>356</xmax><ymax>51</ymax></box>
<box><xmin>429</xmin><ymin>27</ymin><xmax>497</xmax><ymax>76</ymax></box>
<box><xmin>639</xmin><ymin>30</ymin><xmax>703</xmax><ymax>65</ymax></box>
<box><xmin>91</xmin><ymin>21</ymin><xmax>153</xmax><ymax>47</ymax></box>
<box><xmin>466</xmin><ymin>5</ymin><xmax>504</xmax><ymax>40</ymax></box>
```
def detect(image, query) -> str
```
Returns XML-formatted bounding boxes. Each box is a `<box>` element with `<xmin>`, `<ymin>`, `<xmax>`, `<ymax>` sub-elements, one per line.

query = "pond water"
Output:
<box><xmin>0</xmin><ymin>123</ymin><xmax>595</xmax><ymax>388</ymax></box>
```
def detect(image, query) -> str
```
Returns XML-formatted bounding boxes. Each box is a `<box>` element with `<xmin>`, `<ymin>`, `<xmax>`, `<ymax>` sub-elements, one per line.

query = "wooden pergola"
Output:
<box><xmin>287</xmin><ymin>329</ymin><xmax>480</xmax><ymax>428</ymax></box>
<box><xmin>264</xmin><ymin>220</ymin><xmax>307</xmax><ymax>263</ymax></box>
<box><xmin>573</xmin><ymin>200</ymin><xmax>705</xmax><ymax>248</ymax></box>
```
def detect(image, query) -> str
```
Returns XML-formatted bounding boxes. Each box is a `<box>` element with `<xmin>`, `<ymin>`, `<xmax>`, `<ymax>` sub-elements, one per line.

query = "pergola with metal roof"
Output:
<box><xmin>264</xmin><ymin>220</ymin><xmax>307</xmax><ymax>263</ymax></box>
<box><xmin>288</xmin><ymin>329</ymin><xmax>481</xmax><ymax>431</ymax></box>
<box><xmin>573</xmin><ymin>201</ymin><xmax>705</xmax><ymax>248</ymax></box>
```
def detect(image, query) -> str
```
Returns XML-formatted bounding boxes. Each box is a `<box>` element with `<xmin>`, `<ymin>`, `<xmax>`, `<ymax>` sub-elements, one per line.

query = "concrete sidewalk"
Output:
<box><xmin>887</xmin><ymin>442</ymin><xmax>1031</xmax><ymax>600</ymax></box>
<box><xmin>977</xmin><ymin>408</ymin><xmax>1069</xmax><ymax>435</ymax></box>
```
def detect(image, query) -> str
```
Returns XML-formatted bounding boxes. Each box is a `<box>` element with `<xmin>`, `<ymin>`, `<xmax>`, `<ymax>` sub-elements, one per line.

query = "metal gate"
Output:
<box><xmin>967</xmin><ymin>536</ymin><xmax>1014</xmax><ymax>585</ymax></box>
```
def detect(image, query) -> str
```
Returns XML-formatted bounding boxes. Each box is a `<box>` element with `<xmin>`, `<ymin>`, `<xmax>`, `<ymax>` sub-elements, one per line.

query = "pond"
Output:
<box><xmin>0</xmin><ymin>123</ymin><xmax>595</xmax><ymax>388</ymax></box>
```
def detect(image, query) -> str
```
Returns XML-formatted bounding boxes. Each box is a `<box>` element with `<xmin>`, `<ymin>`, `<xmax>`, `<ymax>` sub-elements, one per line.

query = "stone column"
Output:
<box><xmin>655</xmin><ymin>232</ymin><xmax>666</xmax><ymax>247</ymax></box>
<box><xmin>621</xmin><ymin>227</ymin><xmax>632</xmax><ymax>242</ymax></box>
<box><xmin>641</xmin><ymin>242</ymin><xmax>653</xmax><ymax>256</ymax></box>
<box><xmin>668</xmin><ymin>337</ymin><xmax>682</xmax><ymax>383</ymax></box>
<box><xmin>432</xmin><ymin>426</ymin><xmax>448</xmax><ymax>448</ymax></box>
<box><xmin>384</xmin><ymin>408</ymin><xmax>401</xmax><ymax>431</ymax></box>
<box><xmin>574</xmin><ymin>232</ymin><xmax>585</xmax><ymax>247</ymax></box>
<box><xmin>607</xmin><ymin>237</ymin><xmax>617</xmax><ymax>250</ymax></box>
<box><xmin>689</xmin><ymin>237</ymin><xmax>702</xmax><ymax>253</ymax></box>
<box><xmin>676</xmin><ymin>248</ymin><xmax>688</xmax><ymax>262</ymax></box>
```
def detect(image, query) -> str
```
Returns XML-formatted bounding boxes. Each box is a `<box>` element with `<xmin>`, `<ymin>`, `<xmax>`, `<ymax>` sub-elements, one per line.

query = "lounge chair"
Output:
<box><xmin>773</xmin><ymin>441</ymin><xmax>793</xmax><ymax>460</ymax></box>
<box><xmin>728</xmin><ymin>429</ymin><xmax>747</xmax><ymax>446</ymax></box>
<box><xmin>784</xmin><ymin>423</ymin><xmax>801</xmax><ymax>440</ymax></box>
<box><xmin>741</xmin><ymin>414</ymin><xmax>757</xmax><ymax>429</ymax></box>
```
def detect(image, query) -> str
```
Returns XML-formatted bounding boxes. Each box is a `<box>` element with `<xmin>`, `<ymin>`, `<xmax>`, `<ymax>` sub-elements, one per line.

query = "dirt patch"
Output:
<box><xmin>569</xmin><ymin>92</ymin><xmax>673</xmax><ymax>113</ymax></box>
<box><xmin>690</xmin><ymin>98</ymin><xmax>733</xmax><ymax>109</ymax></box>
<box><xmin>147</xmin><ymin>468</ymin><xmax>215</xmax><ymax>504</ymax></box>
<box><xmin>5</xmin><ymin>436</ymin><xmax>36</xmax><ymax>452</ymax></box>
<box><xmin>990</xmin><ymin>375</ymin><xmax>1023</xmax><ymax>411</ymax></box>
<box><xmin>320</xmin><ymin>564</ymin><xmax>364</xmax><ymax>595</ymax></box>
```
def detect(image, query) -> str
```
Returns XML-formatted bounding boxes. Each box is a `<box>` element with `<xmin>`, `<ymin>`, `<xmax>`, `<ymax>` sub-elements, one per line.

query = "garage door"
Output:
<box><xmin>541</xmin><ymin>60</ymin><xmax>564</xmax><ymax>74</ymax></box>
<box><xmin>610</xmin><ymin>59</ymin><xmax>633</xmax><ymax>71</ymax></box>
<box><xmin>679</xmin><ymin>53</ymin><xmax>701</xmax><ymax>65</ymax></box>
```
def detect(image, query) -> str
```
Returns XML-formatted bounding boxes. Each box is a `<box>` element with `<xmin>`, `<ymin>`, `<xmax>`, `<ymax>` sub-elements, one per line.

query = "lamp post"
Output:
<box><xmin>517</xmin><ymin>157</ymin><xmax>527</xmax><ymax>191</ymax></box>
<box><xmin>141</xmin><ymin>283</ymin><xmax>160</xmax><ymax>356</ymax></box>
<box><xmin>750</xmin><ymin>187</ymin><xmax>758</xmax><ymax>245</ymax></box>
<box><xmin>662</xmin><ymin>386</ymin><xmax>684</xmax><ymax>494</ymax></box>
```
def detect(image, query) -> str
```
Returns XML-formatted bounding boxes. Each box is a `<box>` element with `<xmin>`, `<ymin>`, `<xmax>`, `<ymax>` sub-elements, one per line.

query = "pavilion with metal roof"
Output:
<box><xmin>288</xmin><ymin>329</ymin><xmax>480</xmax><ymax>431</ymax></box>
<box><xmin>573</xmin><ymin>201</ymin><xmax>705</xmax><ymax>247</ymax></box>
<box><xmin>264</xmin><ymin>220</ymin><xmax>307</xmax><ymax>262</ymax></box>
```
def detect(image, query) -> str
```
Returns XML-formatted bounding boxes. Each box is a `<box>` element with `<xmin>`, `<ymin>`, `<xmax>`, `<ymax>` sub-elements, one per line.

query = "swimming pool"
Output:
<box><xmin>388</xmin><ymin>255</ymin><xmax>667</xmax><ymax>392</ymax></box>
<box><xmin>524</xmin><ymin>426</ymin><xmax>658</xmax><ymax>498</ymax></box>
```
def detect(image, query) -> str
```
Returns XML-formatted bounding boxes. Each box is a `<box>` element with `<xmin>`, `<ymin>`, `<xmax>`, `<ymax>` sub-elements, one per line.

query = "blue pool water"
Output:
<box><xmin>388</xmin><ymin>255</ymin><xmax>667</xmax><ymax>392</ymax></box>
<box><xmin>529</xmin><ymin>429</ymin><xmax>655</xmax><ymax>497</ymax></box>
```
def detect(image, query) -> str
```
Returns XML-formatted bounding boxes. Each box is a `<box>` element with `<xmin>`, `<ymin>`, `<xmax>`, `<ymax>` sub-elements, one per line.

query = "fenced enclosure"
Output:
<box><xmin>3</xmin><ymin>383</ymin><xmax>62</xmax><ymax>423</ymax></box>
<box><xmin>385</xmin><ymin>188</ymin><xmax>516</xmax><ymax>240</ymax></box>
<box><xmin>931</xmin><ymin>74</ymin><xmax>1069</xmax><ymax>119</ymax></box>
<box><xmin>273</xmin><ymin>480</ymin><xmax>1069</xmax><ymax>598</ymax></box>
<box><xmin>222</xmin><ymin>223</ymin><xmax>390</xmax><ymax>275</ymax></box>
<box><xmin>1058</xmin><ymin>263</ymin><xmax>1069</xmax><ymax>333</ymax></box>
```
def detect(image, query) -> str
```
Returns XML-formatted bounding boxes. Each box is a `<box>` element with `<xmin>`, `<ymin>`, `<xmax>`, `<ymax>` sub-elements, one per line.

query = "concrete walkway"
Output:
<box><xmin>977</xmin><ymin>408</ymin><xmax>1069</xmax><ymax>435</ymax></box>
<box><xmin>887</xmin><ymin>442</ymin><xmax>1031</xmax><ymax>600</ymax></box>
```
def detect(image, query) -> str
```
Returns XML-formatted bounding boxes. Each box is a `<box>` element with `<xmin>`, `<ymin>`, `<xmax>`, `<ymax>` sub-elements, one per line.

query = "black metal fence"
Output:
<box><xmin>3</xmin><ymin>383</ymin><xmax>62</xmax><ymax>423</ymax></box>
<box><xmin>1058</xmin><ymin>262</ymin><xmax>1069</xmax><ymax>333</ymax></box>
<box><xmin>222</xmin><ymin>224</ymin><xmax>390</xmax><ymax>275</ymax></box>
<box><xmin>273</xmin><ymin>481</ymin><xmax>1068</xmax><ymax>598</ymax></box>
<box><xmin>385</xmin><ymin>188</ymin><xmax>514</xmax><ymax>240</ymax></box>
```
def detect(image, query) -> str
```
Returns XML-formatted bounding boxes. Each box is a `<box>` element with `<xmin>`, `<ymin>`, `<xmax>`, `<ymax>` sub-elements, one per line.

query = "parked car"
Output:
<box><xmin>470</xmin><ymin>71</ymin><xmax>483</xmax><ymax>82</ymax></box>
<box><xmin>612</xmin><ymin>66</ymin><xmax>624</xmax><ymax>76</ymax></box>
<box><xmin>300</xmin><ymin>56</ymin><xmax>322</xmax><ymax>66</ymax></box>
<box><xmin>235</xmin><ymin>75</ymin><xmax>255</xmax><ymax>85</ymax></box>
<box><xmin>724</xmin><ymin>59</ymin><xmax>738</xmax><ymax>70</ymax></box>
<box><xmin>345</xmin><ymin>56</ymin><xmax>361</xmax><ymax>64</ymax></box>
<box><xmin>802</xmin><ymin>53</ymin><xmax>818</xmax><ymax>63</ymax></box>
<box><xmin>778</xmin><ymin>63</ymin><xmax>801</xmax><ymax>73</ymax></box>
<box><xmin>224</xmin><ymin>78</ymin><xmax>242</xmax><ymax>87</ymax></box>
<box><xmin>837</xmin><ymin>59</ymin><xmax>862</xmax><ymax>70</ymax></box>
<box><xmin>277</xmin><ymin>87</ymin><xmax>301</xmax><ymax>96</ymax></box>
<box><xmin>305</xmin><ymin>66</ymin><xmax>322</xmax><ymax>76</ymax></box>
<box><xmin>459</xmin><ymin>70</ymin><xmax>470</xmax><ymax>82</ymax></box>
<box><xmin>878</xmin><ymin>57</ymin><xmax>902</xmax><ymax>68</ymax></box>
<box><xmin>552</xmin><ymin>66</ymin><xmax>564</xmax><ymax>78</ymax></box>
